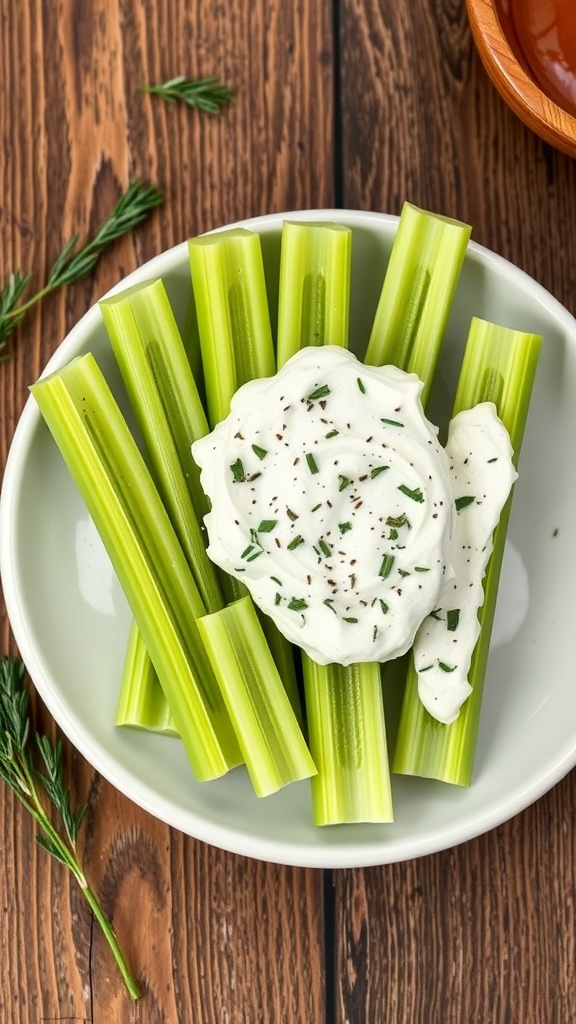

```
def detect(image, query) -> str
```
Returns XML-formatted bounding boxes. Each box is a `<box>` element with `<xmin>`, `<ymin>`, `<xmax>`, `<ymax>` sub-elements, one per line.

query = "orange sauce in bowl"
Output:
<box><xmin>510</xmin><ymin>0</ymin><xmax>576</xmax><ymax>115</ymax></box>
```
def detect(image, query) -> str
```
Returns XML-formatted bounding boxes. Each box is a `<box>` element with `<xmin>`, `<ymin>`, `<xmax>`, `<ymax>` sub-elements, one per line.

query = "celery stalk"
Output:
<box><xmin>100</xmin><ymin>278</ymin><xmax>222</xmax><ymax>613</ymax></box>
<box><xmin>116</xmin><ymin>621</ymin><xmax>178</xmax><ymax>736</ymax></box>
<box><xmin>31</xmin><ymin>353</ymin><xmax>242</xmax><ymax>781</ymax></box>
<box><xmin>276</xmin><ymin>220</ymin><xmax>390</xmax><ymax>823</ymax></box>
<box><xmin>393</xmin><ymin>318</ymin><xmax>542</xmax><ymax>785</ymax></box>
<box><xmin>188</xmin><ymin>228</ymin><xmax>275</xmax><ymax>428</ymax></box>
<box><xmin>197</xmin><ymin>597</ymin><xmax>316</xmax><ymax>797</ymax></box>
<box><xmin>190</xmin><ymin>225</ymin><xmax>302</xmax><ymax>716</ymax></box>
<box><xmin>303</xmin><ymin>660</ymin><xmax>392</xmax><ymax>825</ymax></box>
<box><xmin>276</xmin><ymin>221</ymin><xmax>352</xmax><ymax>368</ymax></box>
<box><xmin>364</xmin><ymin>202</ymin><xmax>471</xmax><ymax>406</ymax></box>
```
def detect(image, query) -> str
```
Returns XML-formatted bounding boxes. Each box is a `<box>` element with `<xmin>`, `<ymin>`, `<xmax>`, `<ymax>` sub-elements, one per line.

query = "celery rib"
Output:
<box><xmin>197</xmin><ymin>597</ymin><xmax>316</xmax><ymax>797</ymax></box>
<box><xmin>393</xmin><ymin>317</ymin><xmax>542</xmax><ymax>785</ymax></box>
<box><xmin>31</xmin><ymin>354</ymin><xmax>242</xmax><ymax>781</ymax></box>
<box><xmin>116</xmin><ymin>621</ymin><xmax>178</xmax><ymax>736</ymax></box>
<box><xmin>276</xmin><ymin>221</ymin><xmax>352</xmax><ymax>368</ymax></box>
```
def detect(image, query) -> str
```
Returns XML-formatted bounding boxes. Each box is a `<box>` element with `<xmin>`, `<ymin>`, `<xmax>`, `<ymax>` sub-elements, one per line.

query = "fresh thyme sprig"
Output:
<box><xmin>0</xmin><ymin>180</ymin><xmax>164</xmax><ymax>354</ymax></box>
<box><xmin>0</xmin><ymin>657</ymin><xmax>141</xmax><ymax>1000</ymax></box>
<box><xmin>139</xmin><ymin>74</ymin><xmax>233</xmax><ymax>114</ymax></box>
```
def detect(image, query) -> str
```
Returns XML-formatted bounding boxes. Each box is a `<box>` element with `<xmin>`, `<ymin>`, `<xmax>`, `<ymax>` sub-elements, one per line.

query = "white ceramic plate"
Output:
<box><xmin>2</xmin><ymin>210</ymin><xmax>576</xmax><ymax>868</ymax></box>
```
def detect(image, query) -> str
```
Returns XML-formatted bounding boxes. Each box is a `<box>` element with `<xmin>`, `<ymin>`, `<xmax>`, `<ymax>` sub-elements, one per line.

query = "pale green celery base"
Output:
<box><xmin>303</xmin><ymin>658</ymin><xmax>393</xmax><ymax>825</ymax></box>
<box><xmin>364</xmin><ymin>201</ymin><xmax>471</xmax><ymax>406</ymax></box>
<box><xmin>393</xmin><ymin>318</ymin><xmax>542</xmax><ymax>785</ymax></box>
<box><xmin>31</xmin><ymin>354</ymin><xmax>241</xmax><ymax>780</ymax></box>
<box><xmin>116</xmin><ymin>621</ymin><xmax>179</xmax><ymax>736</ymax></box>
<box><xmin>188</xmin><ymin>228</ymin><xmax>275</xmax><ymax>427</ymax></box>
<box><xmin>276</xmin><ymin>221</ymin><xmax>352</xmax><ymax>368</ymax></box>
<box><xmin>197</xmin><ymin>597</ymin><xmax>316</xmax><ymax>798</ymax></box>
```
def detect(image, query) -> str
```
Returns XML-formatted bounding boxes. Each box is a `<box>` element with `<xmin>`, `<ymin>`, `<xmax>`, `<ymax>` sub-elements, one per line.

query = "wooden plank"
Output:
<box><xmin>0</xmin><ymin>0</ymin><xmax>333</xmax><ymax>1019</ymax></box>
<box><xmin>337</xmin><ymin>1</ymin><xmax>576</xmax><ymax>1021</ymax></box>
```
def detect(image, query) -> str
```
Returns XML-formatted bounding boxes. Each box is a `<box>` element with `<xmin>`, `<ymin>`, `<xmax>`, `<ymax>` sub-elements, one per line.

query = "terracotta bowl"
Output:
<box><xmin>466</xmin><ymin>0</ymin><xmax>576</xmax><ymax>158</ymax></box>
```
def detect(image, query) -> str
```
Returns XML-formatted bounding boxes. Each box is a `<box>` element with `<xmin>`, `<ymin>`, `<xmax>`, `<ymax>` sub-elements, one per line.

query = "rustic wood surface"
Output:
<box><xmin>0</xmin><ymin>1</ymin><xmax>574</xmax><ymax>1022</ymax></box>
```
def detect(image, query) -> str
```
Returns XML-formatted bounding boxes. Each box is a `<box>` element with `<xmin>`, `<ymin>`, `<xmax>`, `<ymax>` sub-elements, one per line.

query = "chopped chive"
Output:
<box><xmin>288</xmin><ymin>597</ymin><xmax>308</xmax><ymax>611</ymax></box>
<box><xmin>357</xmin><ymin>377</ymin><xmax>366</xmax><ymax>394</ymax></box>
<box><xmin>415</xmin><ymin>566</ymin><xmax>430</xmax><ymax>573</ymax></box>
<box><xmin>398</xmin><ymin>568</ymin><xmax>411</xmax><ymax>577</ymax></box>
<box><xmin>379</xmin><ymin>554</ymin><xmax>395</xmax><ymax>579</ymax></box>
<box><xmin>455</xmin><ymin>495</ymin><xmax>476</xmax><ymax>511</ymax></box>
<box><xmin>389</xmin><ymin>528</ymin><xmax>398</xmax><ymax>540</ymax></box>
<box><xmin>343</xmin><ymin>616</ymin><xmax>358</xmax><ymax>623</ymax></box>
<box><xmin>252</xmin><ymin>444</ymin><xmax>267</xmax><ymax>460</ymax></box>
<box><xmin>379</xmin><ymin>600</ymin><xmax>389</xmax><ymax>614</ymax></box>
<box><xmin>286</xmin><ymin>507</ymin><xmax>299</xmax><ymax>521</ymax></box>
<box><xmin>307</xmin><ymin>384</ymin><xmax>331</xmax><ymax>400</ymax></box>
<box><xmin>287</xmin><ymin>535</ymin><xmax>304</xmax><ymax>550</ymax></box>
<box><xmin>429</xmin><ymin>608</ymin><xmax>442</xmax><ymax>621</ymax></box>
<box><xmin>386</xmin><ymin>514</ymin><xmax>410</xmax><ymax>528</ymax></box>
<box><xmin>373</xmin><ymin>625</ymin><xmax>378</xmax><ymax>642</ymax></box>
<box><xmin>438</xmin><ymin>661</ymin><xmax>456</xmax><ymax>673</ymax></box>
<box><xmin>246</xmin><ymin>549</ymin><xmax>264</xmax><ymax>562</ymax></box>
<box><xmin>447</xmin><ymin>608</ymin><xmax>460</xmax><ymax>631</ymax></box>
<box><xmin>306</xmin><ymin>452</ymin><xmax>319</xmax><ymax>474</ymax></box>
<box><xmin>338</xmin><ymin>521</ymin><xmax>352</xmax><ymax>534</ymax></box>
<box><xmin>318</xmin><ymin>538</ymin><xmax>332</xmax><ymax>558</ymax></box>
<box><xmin>487</xmin><ymin>457</ymin><xmax>498</xmax><ymax>463</ymax></box>
<box><xmin>270</xmin><ymin>576</ymin><xmax>283</xmax><ymax>586</ymax></box>
<box><xmin>323</xmin><ymin>598</ymin><xmax>337</xmax><ymax>614</ymax></box>
<box><xmin>381</xmin><ymin>417</ymin><xmax>405</xmax><ymax>427</ymax></box>
<box><xmin>398</xmin><ymin>484</ymin><xmax>424</xmax><ymax>502</ymax></box>
<box><xmin>338</xmin><ymin>474</ymin><xmax>352</xmax><ymax>491</ymax></box>
<box><xmin>311</xmin><ymin>502</ymin><xmax>322</xmax><ymax>512</ymax></box>
<box><xmin>274</xmin><ymin>592</ymin><xmax>282</xmax><ymax>605</ymax></box>
<box><xmin>370</xmin><ymin>465</ymin><xmax>389</xmax><ymax>479</ymax></box>
<box><xmin>230</xmin><ymin>458</ymin><xmax>246</xmax><ymax>482</ymax></box>
<box><xmin>257</xmin><ymin>519</ymin><xmax>277</xmax><ymax>533</ymax></box>
<box><xmin>325</xmin><ymin>429</ymin><xmax>339</xmax><ymax>438</ymax></box>
<box><xmin>241</xmin><ymin>544</ymin><xmax>255</xmax><ymax>558</ymax></box>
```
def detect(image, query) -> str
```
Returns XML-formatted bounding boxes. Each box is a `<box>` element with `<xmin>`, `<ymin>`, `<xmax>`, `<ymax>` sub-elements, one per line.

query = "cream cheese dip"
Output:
<box><xmin>192</xmin><ymin>346</ymin><xmax>455</xmax><ymax>666</ymax></box>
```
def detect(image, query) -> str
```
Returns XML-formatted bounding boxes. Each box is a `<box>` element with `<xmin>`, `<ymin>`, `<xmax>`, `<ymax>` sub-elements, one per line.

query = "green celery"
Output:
<box><xmin>197</xmin><ymin>597</ymin><xmax>316</xmax><ymax>797</ymax></box>
<box><xmin>188</xmin><ymin>227</ymin><xmax>275</xmax><ymax>428</ymax></box>
<box><xmin>31</xmin><ymin>353</ymin><xmax>242</xmax><ymax>781</ymax></box>
<box><xmin>276</xmin><ymin>221</ymin><xmax>351</xmax><ymax>368</ymax></box>
<box><xmin>277</xmin><ymin>220</ymin><xmax>390</xmax><ymax>823</ymax></box>
<box><xmin>303</xmin><ymin>660</ymin><xmax>392</xmax><ymax>825</ymax></box>
<box><xmin>393</xmin><ymin>317</ymin><xmax>542</xmax><ymax>785</ymax></box>
<box><xmin>100</xmin><ymin>277</ymin><xmax>222</xmax><ymax>613</ymax></box>
<box><xmin>364</xmin><ymin>202</ymin><xmax>471</xmax><ymax>406</ymax></box>
<box><xmin>189</xmin><ymin>225</ymin><xmax>302</xmax><ymax>717</ymax></box>
<box><xmin>116</xmin><ymin>621</ymin><xmax>178</xmax><ymax>736</ymax></box>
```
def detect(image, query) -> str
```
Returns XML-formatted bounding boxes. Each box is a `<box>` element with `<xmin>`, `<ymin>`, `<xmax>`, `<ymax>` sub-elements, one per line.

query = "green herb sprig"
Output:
<box><xmin>139</xmin><ymin>75</ymin><xmax>233</xmax><ymax>114</ymax></box>
<box><xmin>0</xmin><ymin>657</ymin><xmax>140</xmax><ymax>1000</ymax></box>
<box><xmin>0</xmin><ymin>181</ymin><xmax>163</xmax><ymax>353</ymax></box>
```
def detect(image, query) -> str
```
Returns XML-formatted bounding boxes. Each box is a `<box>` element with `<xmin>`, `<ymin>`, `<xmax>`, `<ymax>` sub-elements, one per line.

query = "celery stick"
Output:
<box><xmin>258</xmin><ymin>611</ymin><xmax>305</xmax><ymax>733</ymax></box>
<box><xmin>275</xmin><ymin>220</ymin><xmax>389</xmax><ymax>822</ymax></box>
<box><xmin>197</xmin><ymin>597</ymin><xmax>316</xmax><ymax>797</ymax></box>
<box><xmin>303</xmin><ymin>659</ymin><xmax>392</xmax><ymax>825</ymax></box>
<box><xmin>393</xmin><ymin>318</ymin><xmax>542</xmax><ymax>785</ymax></box>
<box><xmin>116</xmin><ymin>621</ymin><xmax>178</xmax><ymax>736</ymax></box>
<box><xmin>188</xmin><ymin>228</ymin><xmax>275</xmax><ymax>428</ymax></box>
<box><xmin>364</xmin><ymin>202</ymin><xmax>471</xmax><ymax>406</ymax></box>
<box><xmin>276</xmin><ymin>221</ymin><xmax>352</xmax><ymax>368</ymax></box>
<box><xmin>190</xmin><ymin>224</ymin><xmax>302</xmax><ymax>717</ymax></box>
<box><xmin>31</xmin><ymin>353</ymin><xmax>242</xmax><ymax>781</ymax></box>
<box><xmin>100</xmin><ymin>278</ymin><xmax>222</xmax><ymax>613</ymax></box>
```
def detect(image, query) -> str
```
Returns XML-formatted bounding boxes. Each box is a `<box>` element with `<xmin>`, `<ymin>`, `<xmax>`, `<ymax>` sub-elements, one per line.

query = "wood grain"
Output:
<box><xmin>0</xmin><ymin>0</ymin><xmax>332</xmax><ymax>1019</ymax></box>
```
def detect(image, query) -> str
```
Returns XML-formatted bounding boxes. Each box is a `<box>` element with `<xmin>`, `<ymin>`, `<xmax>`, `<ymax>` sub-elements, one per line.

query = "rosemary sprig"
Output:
<box><xmin>0</xmin><ymin>180</ymin><xmax>163</xmax><ymax>354</ymax></box>
<box><xmin>139</xmin><ymin>74</ymin><xmax>233</xmax><ymax>114</ymax></box>
<box><xmin>0</xmin><ymin>657</ymin><xmax>140</xmax><ymax>1000</ymax></box>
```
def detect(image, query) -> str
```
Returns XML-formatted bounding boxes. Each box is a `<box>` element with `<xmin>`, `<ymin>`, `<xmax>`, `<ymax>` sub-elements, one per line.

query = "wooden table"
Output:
<box><xmin>1</xmin><ymin>2</ymin><xmax>575</xmax><ymax>1021</ymax></box>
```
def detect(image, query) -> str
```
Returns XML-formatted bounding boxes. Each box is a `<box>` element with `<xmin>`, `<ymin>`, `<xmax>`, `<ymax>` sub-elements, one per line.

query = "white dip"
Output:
<box><xmin>412</xmin><ymin>402</ymin><xmax>517</xmax><ymax>724</ymax></box>
<box><xmin>192</xmin><ymin>346</ymin><xmax>455</xmax><ymax>666</ymax></box>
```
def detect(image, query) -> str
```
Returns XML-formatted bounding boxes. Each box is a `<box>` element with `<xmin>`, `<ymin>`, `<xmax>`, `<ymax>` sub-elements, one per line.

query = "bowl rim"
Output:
<box><xmin>465</xmin><ymin>0</ymin><xmax>576</xmax><ymax>158</ymax></box>
<box><xmin>3</xmin><ymin>206</ymin><xmax>576</xmax><ymax>868</ymax></box>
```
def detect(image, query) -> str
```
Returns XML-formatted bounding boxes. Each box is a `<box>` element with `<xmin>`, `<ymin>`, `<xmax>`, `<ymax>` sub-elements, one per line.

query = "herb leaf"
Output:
<box><xmin>455</xmin><ymin>495</ymin><xmax>476</xmax><ymax>511</ymax></box>
<box><xmin>139</xmin><ymin>75</ymin><xmax>233</xmax><ymax>114</ymax></box>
